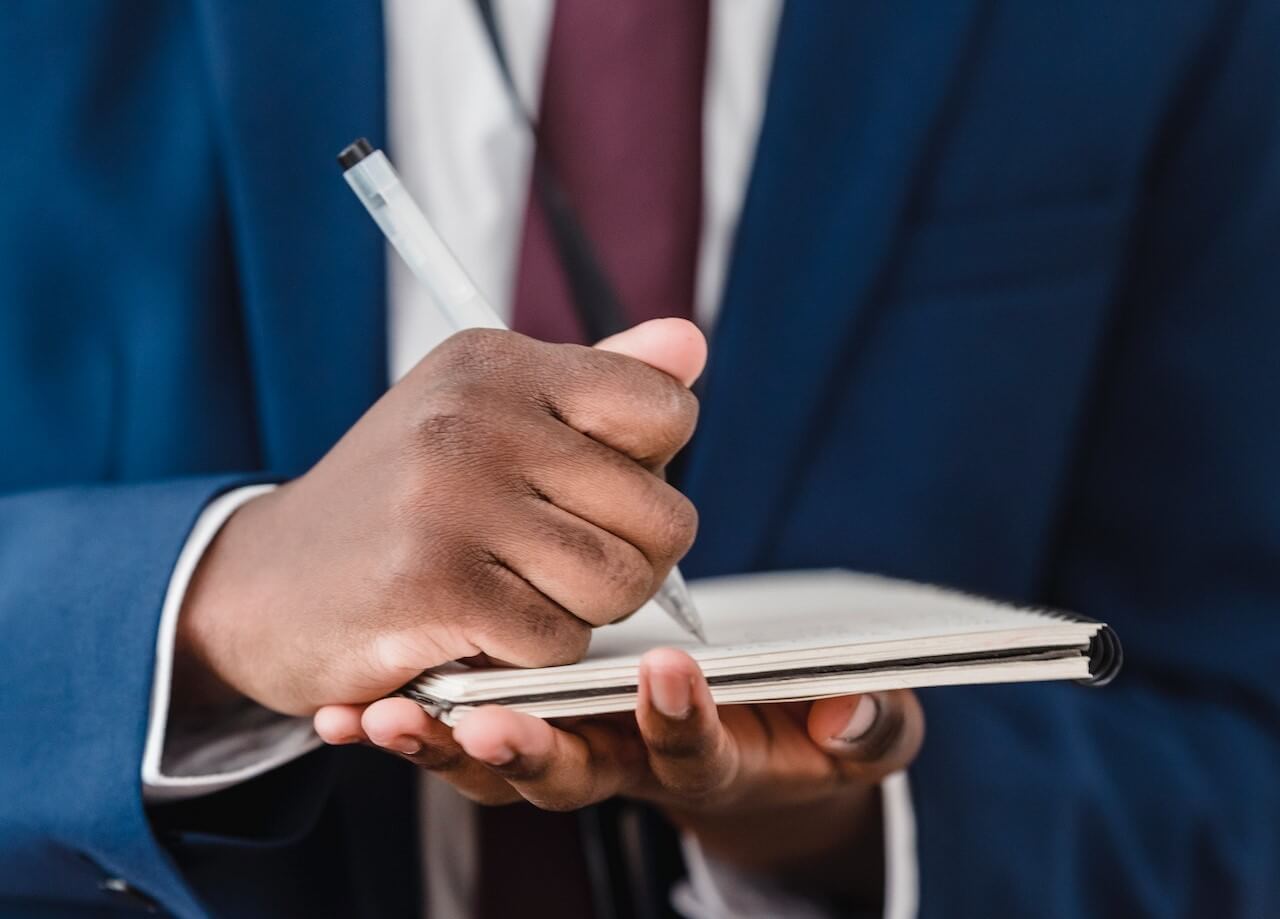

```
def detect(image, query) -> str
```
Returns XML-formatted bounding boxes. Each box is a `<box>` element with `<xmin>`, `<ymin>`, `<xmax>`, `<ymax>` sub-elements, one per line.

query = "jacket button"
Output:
<box><xmin>98</xmin><ymin>877</ymin><xmax>161</xmax><ymax>913</ymax></box>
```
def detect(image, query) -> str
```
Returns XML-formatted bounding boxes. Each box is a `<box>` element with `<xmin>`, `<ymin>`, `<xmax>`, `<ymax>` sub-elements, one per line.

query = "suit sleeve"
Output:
<box><xmin>0</xmin><ymin>476</ymin><xmax>265</xmax><ymax>917</ymax></box>
<box><xmin>142</xmin><ymin>484</ymin><xmax>324</xmax><ymax>803</ymax></box>
<box><xmin>911</xmin><ymin>4</ymin><xmax>1280</xmax><ymax>917</ymax></box>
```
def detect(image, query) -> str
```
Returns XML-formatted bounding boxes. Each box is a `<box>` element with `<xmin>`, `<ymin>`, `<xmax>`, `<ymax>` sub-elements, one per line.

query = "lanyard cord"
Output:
<box><xmin>466</xmin><ymin>11</ymin><xmax>633</xmax><ymax>917</ymax></box>
<box><xmin>472</xmin><ymin>0</ymin><xmax>630</xmax><ymax>344</ymax></box>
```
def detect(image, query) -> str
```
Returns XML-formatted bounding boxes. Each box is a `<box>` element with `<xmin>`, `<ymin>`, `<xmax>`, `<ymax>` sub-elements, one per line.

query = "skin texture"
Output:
<box><xmin>178</xmin><ymin>320</ymin><xmax>705</xmax><ymax>716</ymax></box>
<box><xmin>315</xmin><ymin>650</ymin><xmax>923</xmax><ymax>905</ymax></box>
<box><xmin>177</xmin><ymin>318</ymin><xmax>926</xmax><ymax>902</ymax></box>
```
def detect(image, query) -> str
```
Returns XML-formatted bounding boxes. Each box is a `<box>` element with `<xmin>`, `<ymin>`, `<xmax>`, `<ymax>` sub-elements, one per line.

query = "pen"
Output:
<box><xmin>338</xmin><ymin>137</ymin><xmax>707</xmax><ymax>644</ymax></box>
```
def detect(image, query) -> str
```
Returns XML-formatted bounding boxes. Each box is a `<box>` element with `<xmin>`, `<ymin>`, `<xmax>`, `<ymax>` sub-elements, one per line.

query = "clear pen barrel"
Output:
<box><xmin>343</xmin><ymin>151</ymin><xmax>506</xmax><ymax>332</ymax></box>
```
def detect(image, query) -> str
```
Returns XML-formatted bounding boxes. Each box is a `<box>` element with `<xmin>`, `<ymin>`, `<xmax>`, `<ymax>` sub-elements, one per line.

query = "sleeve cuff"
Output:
<box><xmin>672</xmin><ymin>772</ymin><xmax>918</xmax><ymax>919</ymax></box>
<box><xmin>882</xmin><ymin>771</ymin><xmax>919</xmax><ymax>919</ymax></box>
<box><xmin>141</xmin><ymin>484</ymin><xmax>322</xmax><ymax>803</ymax></box>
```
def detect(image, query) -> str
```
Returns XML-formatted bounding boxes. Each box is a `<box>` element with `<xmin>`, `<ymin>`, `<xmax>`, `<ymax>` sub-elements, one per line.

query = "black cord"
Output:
<box><xmin>472</xmin><ymin>0</ymin><xmax>630</xmax><ymax>343</ymax></box>
<box><xmin>469</xmin><ymin>12</ymin><xmax>637</xmax><ymax>916</ymax></box>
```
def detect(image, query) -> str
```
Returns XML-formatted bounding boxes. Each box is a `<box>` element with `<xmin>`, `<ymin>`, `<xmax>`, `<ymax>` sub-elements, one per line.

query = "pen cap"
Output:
<box><xmin>337</xmin><ymin>137</ymin><xmax>375</xmax><ymax>170</ymax></box>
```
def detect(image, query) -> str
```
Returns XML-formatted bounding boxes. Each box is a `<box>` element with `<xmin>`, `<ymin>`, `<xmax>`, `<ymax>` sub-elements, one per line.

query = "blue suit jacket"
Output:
<box><xmin>3</xmin><ymin>2</ymin><xmax>1279</xmax><ymax>916</ymax></box>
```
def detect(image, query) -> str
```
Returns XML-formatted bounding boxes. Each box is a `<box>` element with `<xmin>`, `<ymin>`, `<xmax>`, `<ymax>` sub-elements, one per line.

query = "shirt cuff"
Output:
<box><xmin>671</xmin><ymin>772</ymin><xmax>918</xmax><ymax>919</ymax></box>
<box><xmin>141</xmin><ymin>484</ymin><xmax>322</xmax><ymax>804</ymax></box>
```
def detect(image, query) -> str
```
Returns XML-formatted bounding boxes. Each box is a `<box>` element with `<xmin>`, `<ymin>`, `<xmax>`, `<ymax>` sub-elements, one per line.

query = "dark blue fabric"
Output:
<box><xmin>1</xmin><ymin>0</ymin><xmax>1278</xmax><ymax>916</ymax></box>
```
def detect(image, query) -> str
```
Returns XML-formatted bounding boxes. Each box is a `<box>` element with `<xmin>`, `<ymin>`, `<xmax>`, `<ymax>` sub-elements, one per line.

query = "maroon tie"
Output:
<box><xmin>510</xmin><ymin>0</ymin><xmax>709</xmax><ymax>344</ymax></box>
<box><xmin>477</xmin><ymin>3</ymin><xmax>708</xmax><ymax>918</ymax></box>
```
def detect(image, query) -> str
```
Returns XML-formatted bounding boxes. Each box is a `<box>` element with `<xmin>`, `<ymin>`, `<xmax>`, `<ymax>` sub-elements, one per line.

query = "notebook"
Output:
<box><xmin>404</xmin><ymin>570</ymin><xmax>1122</xmax><ymax>725</ymax></box>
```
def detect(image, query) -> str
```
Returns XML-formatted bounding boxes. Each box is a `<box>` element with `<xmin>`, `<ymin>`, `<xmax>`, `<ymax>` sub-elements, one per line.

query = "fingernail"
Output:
<box><xmin>475</xmin><ymin>743</ymin><xmax>516</xmax><ymax>767</ymax></box>
<box><xmin>648</xmin><ymin>668</ymin><xmax>691</xmax><ymax>719</ymax></box>
<box><xmin>392</xmin><ymin>738</ymin><xmax>422</xmax><ymax>756</ymax></box>
<box><xmin>834</xmin><ymin>696</ymin><xmax>879</xmax><ymax>744</ymax></box>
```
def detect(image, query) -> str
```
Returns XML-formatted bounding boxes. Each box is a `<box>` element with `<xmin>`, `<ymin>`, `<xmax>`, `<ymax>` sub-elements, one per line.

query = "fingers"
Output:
<box><xmin>635</xmin><ymin>649</ymin><xmax>740</xmax><ymax>798</ymax></box>
<box><xmin>528</xmin><ymin>423</ymin><xmax>698</xmax><ymax>575</ymax></box>
<box><xmin>593</xmin><ymin>318</ymin><xmax>707</xmax><ymax>388</ymax></box>
<box><xmin>465</xmin><ymin>415</ymin><xmax>697</xmax><ymax>632</ymax></box>
<box><xmin>361</xmin><ymin>697</ymin><xmax>463</xmax><ymax>763</ymax></box>
<box><xmin>488</xmin><ymin>499</ymin><xmax>658</xmax><ymax>626</ymax></box>
<box><xmin>319</xmin><ymin>698</ymin><xmax>521</xmax><ymax>805</ymax></box>
<box><xmin>427</xmin><ymin>327</ymin><xmax>700</xmax><ymax>471</ymax></box>
<box><xmin>388</xmin><ymin>325</ymin><xmax>701</xmax><ymax>669</ymax></box>
<box><xmin>452</xmin><ymin>707</ymin><xmax>643</xmax><ymax>811</ymax></box>
<box><xmin>442</xmin><ymin>554</ymin><xmax>593</xmax><ymax>668</ymax></box>
<box><xmin>314</xmin><ymin>703</ymin><xmax>367</xmax><ymax>744</ymax></box>
<box><xmin>543</xmin><ymin>341</ymin><xmax>701</xmax><ymax>471</ymax></box>
<box><xmin>806</xmin><ymin>690</ymin><xmax>925</xmax><ymax>784</ymax></box>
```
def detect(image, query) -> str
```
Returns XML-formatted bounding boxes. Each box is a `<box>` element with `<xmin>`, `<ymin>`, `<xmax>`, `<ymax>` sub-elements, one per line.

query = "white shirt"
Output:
<box><xmin>141</xmin><ymin>3</ymin><xmax>917</xmax><ymax>917</ymax></box>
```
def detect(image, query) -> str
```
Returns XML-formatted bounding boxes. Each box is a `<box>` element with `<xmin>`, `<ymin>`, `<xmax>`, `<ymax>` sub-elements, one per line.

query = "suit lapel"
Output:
<box><xmin>194</xmin><ymin>1</ymin><xmax>387</xmax><ymax>475</ymax></box>
<box><xmin>682</xmin><ymin>0</ymin><xmax>988</xmax><ymax>576</ymax></box>
<box><xmin>192</xmin><ymin>1</ymin><xmax>986</xmax><ymax>570</ymax></box>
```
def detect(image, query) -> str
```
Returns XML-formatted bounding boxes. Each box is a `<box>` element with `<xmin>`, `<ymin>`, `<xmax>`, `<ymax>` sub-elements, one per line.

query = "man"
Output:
<box><xmin>2</xmin><ymin>1</ymin><xmax>1279</xmax><ymax>917</ymax></box>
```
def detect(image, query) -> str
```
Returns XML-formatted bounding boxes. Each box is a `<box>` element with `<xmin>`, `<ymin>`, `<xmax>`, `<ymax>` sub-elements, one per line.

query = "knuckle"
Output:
<box><xmin>547</xmin><ymin>517</ymin><xmax>610</xmax><ymax>568</ymax></box>
<box><xmin>651</xmin><ymin>491</ymin><xmax>699</xmax><ymax>562</ymax></box>
<box><xmin>453</xmin><ymin>551</ymin><xmax>595</xmax><ymax>667</ymax></box>
<box><xmin>549</xmin><ymin>620</ymin><xmax>593</xmax><ymax>664</ymax></box>
<box><xmin>495</xmin><ymin>756</ymin><xmax>551</xmax><ymax>784</ymax></box>
<box><xmin>649</xmin><ymin>382</ymin><xmax>699</xmax><ymax>456</ymax></box>
<box><xmin>645</xmin><ymin>725</ymin><xmax>735</xmax><ymax>795</ymax></box>
<box><xmin>669</xmin><ymin>384</ymin><xmax>700</xmax><ymax>437</ymax></box>
<box><xmin>409</xmin><ymin>397</ymin><xmax>492</xmax><ymax>466</ymax></box>
<box><xmin>409</xmin><ymin>746</ymin><xmax>469</xmax><ymax>772</ymax></box>
<box><xmin>594</xmin><ymin>544</ymin><xmax>658</xmax><ymax>622</ymax></box>
<box><xmin>410</xmin><ymin>330</ymin><xmax>510</xmax><ymax>408</ymax></box>
<box><xmin>409</xmin><ymin>335</ymin><xmax>541</xmax><ymax>457</ymax></box>
<box><xmin>581</xmin><ymin>355</ymin><xmax>699</xmax><ymax>461</ymax></box>
<box><xmin>414</xmin><ymin>401</ymin><xmax>473</xmax><ymax>443</ymax></box>
<box><xmin>515</xmin><ymin>604</ymin><xmax>591</xmax><ymax>666</ymax></box>
<box><xmin>542</xmin><ymin>518</ymin><xmax>654</xmax><ymax>624</ymax></box>
<box><xmin>667</xmin><ymin>492</ymin><xmax>699</xmax><ymax>553</ymax></box>
<box><xmin>434</xmin><ymin>327</ymin><xmax>519</xmax><ymax>372</ymax></box>
<box><xmin>645</xmin><ymin>727</ymin><xmax>712</xmax><ymax>762</ymax></box>
<box><xmin>448</xmin><ymin>544</ymin><xmax>513</xmax><ymax>605</ymax></box>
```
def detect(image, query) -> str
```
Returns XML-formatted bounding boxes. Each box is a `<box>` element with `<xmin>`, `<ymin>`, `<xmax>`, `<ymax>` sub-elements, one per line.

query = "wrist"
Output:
<box><xmin>174</xmin><ymin>489</ymin><xmax>285</xmax><ymax>717</ymax></box>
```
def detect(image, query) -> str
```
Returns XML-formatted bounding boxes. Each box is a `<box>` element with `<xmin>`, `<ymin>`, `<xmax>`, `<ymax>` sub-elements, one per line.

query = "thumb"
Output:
<box><xmin>807</xmin><ymin>690</ymin><xmax>925</xmax><ymax>784</ymax></box>
<box><xmin>594</xmin><ymin>318</ymin><xmax>707</xmax><ymax>388</ymax></box>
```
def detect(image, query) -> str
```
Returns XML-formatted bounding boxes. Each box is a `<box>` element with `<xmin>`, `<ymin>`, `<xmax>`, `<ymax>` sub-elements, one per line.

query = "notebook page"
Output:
<box><xmin>413</xmin><ymin>570</ymin><xmax>1087</xmax><ymax>699</ymax></box>
<box><xmin>587</xmin><ymin>570</ymin><xmax>1068</xmax><ymax>658</ymax></box>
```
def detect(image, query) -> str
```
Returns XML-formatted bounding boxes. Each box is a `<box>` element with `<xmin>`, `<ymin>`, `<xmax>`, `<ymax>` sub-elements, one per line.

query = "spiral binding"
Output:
<box><xmin>1019</xmin><ymin>605</ymin><xmax>1123</xmax><ymax>687</ymax></box>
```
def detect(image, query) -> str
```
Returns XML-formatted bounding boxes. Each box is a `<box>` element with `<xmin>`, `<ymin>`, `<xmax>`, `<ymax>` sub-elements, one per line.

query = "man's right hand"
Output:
<box><xmin>177</xmin><ymin>319</ymin><xmax>706</xmax><ymax>717</ymax></box>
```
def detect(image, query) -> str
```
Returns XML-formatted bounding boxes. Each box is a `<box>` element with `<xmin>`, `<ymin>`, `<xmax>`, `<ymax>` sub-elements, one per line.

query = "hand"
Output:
<box><xmin>315</xmin><ymin>649</ymin><xmax>924</xmax><ymax>903</ymax></box>
<box><xmin>176</xmin><ymin>320</ymin><xmax>706</xmax><ymax>716</ymax></box>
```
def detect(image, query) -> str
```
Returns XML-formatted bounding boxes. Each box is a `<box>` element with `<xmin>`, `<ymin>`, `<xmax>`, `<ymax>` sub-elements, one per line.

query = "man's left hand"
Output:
<box><xmin>313</xmin><ymin>649</ymin><xmax>923</xmax><ymax>901</ymax></box>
